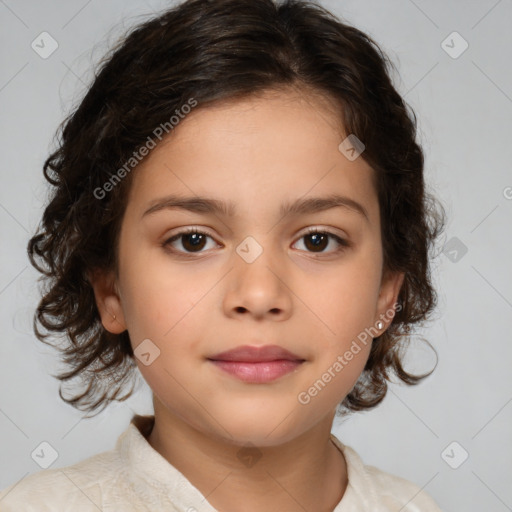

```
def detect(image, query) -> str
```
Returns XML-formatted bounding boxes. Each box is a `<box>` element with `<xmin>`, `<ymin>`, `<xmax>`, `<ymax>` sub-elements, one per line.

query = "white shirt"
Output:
<box><xmin>0</xmin><ymin>414</ymin><xmax>442</xmax><ymax>511</ymax></box>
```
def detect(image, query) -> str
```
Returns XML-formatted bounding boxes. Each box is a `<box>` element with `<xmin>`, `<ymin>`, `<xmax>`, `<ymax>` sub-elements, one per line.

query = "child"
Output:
<box><xmin>0</xmin><ymin>0</ymin><xmax>446</xmax><ymax>510</ymax></box>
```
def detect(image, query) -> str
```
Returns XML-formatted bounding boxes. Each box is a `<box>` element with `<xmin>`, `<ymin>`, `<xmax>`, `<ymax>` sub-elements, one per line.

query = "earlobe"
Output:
<box><xmin>87</xmin><ymin>268</ymin><xmax>127</xmax><ymax>334</ymax></box>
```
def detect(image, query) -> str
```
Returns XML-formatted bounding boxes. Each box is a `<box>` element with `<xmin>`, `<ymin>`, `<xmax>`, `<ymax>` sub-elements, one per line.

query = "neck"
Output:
<box><xmin>146</xmin><ymin>399</ymin><xmax>348</xmax><ymax>512</ymax></box>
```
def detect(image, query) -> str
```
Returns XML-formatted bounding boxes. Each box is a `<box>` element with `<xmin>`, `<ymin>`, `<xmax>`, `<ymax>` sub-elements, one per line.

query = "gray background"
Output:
<box><xmin>1</xmin><ymin>0</ymin><xmax>511</xmax><ymax>510</ymax></box>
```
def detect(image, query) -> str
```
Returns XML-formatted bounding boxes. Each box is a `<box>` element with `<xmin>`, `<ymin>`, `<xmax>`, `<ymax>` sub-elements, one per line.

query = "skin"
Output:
<box><xmin>91</xmin><ymin>87</ymin><xmax>404</xmax><ymax>512</ymax></box>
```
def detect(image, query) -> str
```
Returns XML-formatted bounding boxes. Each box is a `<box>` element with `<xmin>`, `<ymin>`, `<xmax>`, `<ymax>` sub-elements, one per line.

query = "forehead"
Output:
<box><xmin>126</xmin><ymin>88</ymin><xmax>378</xmax><ymax>223</ymax></box>
<box><xmin>171</xmin><ymin>87</ymin><xmax>346</xmax><ymax>147</ymax></box>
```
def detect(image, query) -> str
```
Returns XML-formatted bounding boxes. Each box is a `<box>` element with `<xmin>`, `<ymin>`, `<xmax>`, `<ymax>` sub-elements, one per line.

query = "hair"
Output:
<box><xmin>27</xmin><ymin>0</ymin><xmax>446</xmax><ymax>418</ymax></box>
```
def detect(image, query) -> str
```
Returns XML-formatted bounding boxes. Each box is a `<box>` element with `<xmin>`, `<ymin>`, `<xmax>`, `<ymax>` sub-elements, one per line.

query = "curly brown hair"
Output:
<box><xmin>27</xmin><ymin>0</ymin><xmax>446</xmax><ymax>418</ymax></box>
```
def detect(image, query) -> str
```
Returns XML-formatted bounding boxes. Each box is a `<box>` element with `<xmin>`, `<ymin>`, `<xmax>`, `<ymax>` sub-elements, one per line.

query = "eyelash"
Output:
<box><xmin>162</xmin><ymin>226</ymin><xmax>350</xmax><ymax>257</ymax></box>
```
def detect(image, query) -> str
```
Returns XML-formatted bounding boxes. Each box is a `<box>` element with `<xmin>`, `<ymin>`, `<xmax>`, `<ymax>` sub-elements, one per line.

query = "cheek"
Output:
<box><xmin>119</xmin><ymin>249</ymin><xmax>223</xmax><ymax>379</ymax></box>
<box><xmin>295</xmin><ymin>255</ymin><xmax>380</xmax><ymax>401</ymax></box>
<box><xmin>298</xmin><ymin>255</ymin><xmax>382</xmax><ymax>345</ymax></box>
<box><xmin>122</xmin><ymin>269</ymin><xmax>207</xmax><ymax>345</ymax></box>
<box><xmin>122</xmin><ymin>268</ymin><xmax>212</xmax><ymax>413</ymax></box>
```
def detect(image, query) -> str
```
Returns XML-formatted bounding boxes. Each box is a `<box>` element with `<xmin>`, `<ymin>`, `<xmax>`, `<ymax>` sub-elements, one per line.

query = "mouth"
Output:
<box><xmin>207</xmin><ymin>345</ymin><xmax>305</xmax><ymax>383</ymax></box>
<box><xmin>208</xmin><ymin>344</ymin><xmax>304</xmax><ymax>363</ymax></box>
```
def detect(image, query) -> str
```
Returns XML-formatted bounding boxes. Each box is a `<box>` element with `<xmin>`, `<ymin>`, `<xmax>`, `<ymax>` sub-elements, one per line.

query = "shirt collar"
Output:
<box><xmin>329</xmin><ymin>433</ymin><xmax>382</xmax><ymax>511</ymax></box>
<box><xmin>117</xmin><ymin>414</ymin><xmax>217</xmax><ymax>511</ymax></box>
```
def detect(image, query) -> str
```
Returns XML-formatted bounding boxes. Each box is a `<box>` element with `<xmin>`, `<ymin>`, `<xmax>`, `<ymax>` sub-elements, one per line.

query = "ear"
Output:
<box><xmin>375</xmin><ymin>269</ymin><xmax>405</xmax><ymax>332</ymax></box>
<box><xmin>87</xmin><ymin>268</ymin><xmax>127</xmax><ymax>334</ymax></box>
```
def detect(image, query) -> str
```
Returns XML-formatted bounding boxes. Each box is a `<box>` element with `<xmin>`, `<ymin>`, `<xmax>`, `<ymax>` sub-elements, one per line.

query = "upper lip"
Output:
<box><xmin>208</xmin><ymin>345</ymin><xmax>304</xmax><ymax>362</ymax></box>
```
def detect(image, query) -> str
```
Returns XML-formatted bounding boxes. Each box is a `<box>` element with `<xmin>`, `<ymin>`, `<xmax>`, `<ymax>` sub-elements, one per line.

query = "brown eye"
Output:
<box><xmin>304</xmin><ymin>232</ymin><xmax>328</xmax><ymax>252</ymax></box>
<box><xmin>163</xmin><ymin>229</ymin><xmax>217</xmax><ymax>254</ymax></box>
<box><xmin>293</xmin><ymin>229</ymin><xmax>349</xmax><ymax>254</ymax></box>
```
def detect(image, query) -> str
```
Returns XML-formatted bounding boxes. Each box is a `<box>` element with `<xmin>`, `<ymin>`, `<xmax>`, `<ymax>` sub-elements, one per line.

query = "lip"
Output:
<box><xmin>207</xmin><ymin>345</ymin><xmax>305</xmax><ymax>384</ymax></box>
<box><xmin>209</xmin><ymin>360</ymin><xmax>304</xmax><ymax>383</ymax></box>
<box><xmin>208</xmin><ymin>344</ymin><xmax>304</xmax><ymax>363</ymax></box>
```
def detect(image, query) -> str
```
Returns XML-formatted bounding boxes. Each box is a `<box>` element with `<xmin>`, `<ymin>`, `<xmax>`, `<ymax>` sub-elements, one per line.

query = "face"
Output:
<box><xmin>92</xmin><ymin>88</ymin><xmax>403</xmax><ymax>447</ymax></box>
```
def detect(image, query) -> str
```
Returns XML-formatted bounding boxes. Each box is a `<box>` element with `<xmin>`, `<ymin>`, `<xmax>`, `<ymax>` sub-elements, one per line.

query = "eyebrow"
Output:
<box><xmin>142</xmin><ymin>193</ymin><xmax>369</xmax><ymax>222</ymax></box>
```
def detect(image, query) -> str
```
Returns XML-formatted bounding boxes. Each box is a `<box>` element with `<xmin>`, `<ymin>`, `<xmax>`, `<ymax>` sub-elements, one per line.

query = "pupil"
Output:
<box><xmin>184</xmin><ymin>233</ymin><xmax>206</xmax><ymax>251</ymax></box>
<box><xmin>306</xmin><ymin>233</ymin><xmax>327</xmax><ymax>252</ymax></box>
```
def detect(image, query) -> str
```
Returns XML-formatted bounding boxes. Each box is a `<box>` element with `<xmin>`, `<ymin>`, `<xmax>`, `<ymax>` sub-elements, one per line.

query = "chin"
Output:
<box><xmin>206</xmin><ymin>411</ymin><xmax>308</xmax><ymax>448</ymax></box>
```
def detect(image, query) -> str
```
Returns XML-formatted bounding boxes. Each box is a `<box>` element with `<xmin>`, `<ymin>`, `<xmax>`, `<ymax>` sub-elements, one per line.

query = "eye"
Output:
<box><xmin>292</xmin><ymin>227</ymin><xmax>350</xmax><ymax>254</ymax></box>
<box><xmin>162</xmin><ymin>227</ymin><xmax>219</xmax><ymax>254</ymax></box>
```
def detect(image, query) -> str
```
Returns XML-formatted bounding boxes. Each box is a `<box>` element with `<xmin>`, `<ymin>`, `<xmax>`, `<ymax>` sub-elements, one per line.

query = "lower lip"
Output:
<box><xmin>209</xmin><ymin>359</ymin><xmax>303</xmax><ymax>383</ymax></box>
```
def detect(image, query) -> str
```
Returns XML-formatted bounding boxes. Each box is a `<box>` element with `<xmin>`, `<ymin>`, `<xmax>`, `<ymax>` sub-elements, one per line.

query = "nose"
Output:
<box><xmin>222</xmin><ymin>244</ymin><xmax>293</xmax><ymax>321</ymax></box>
